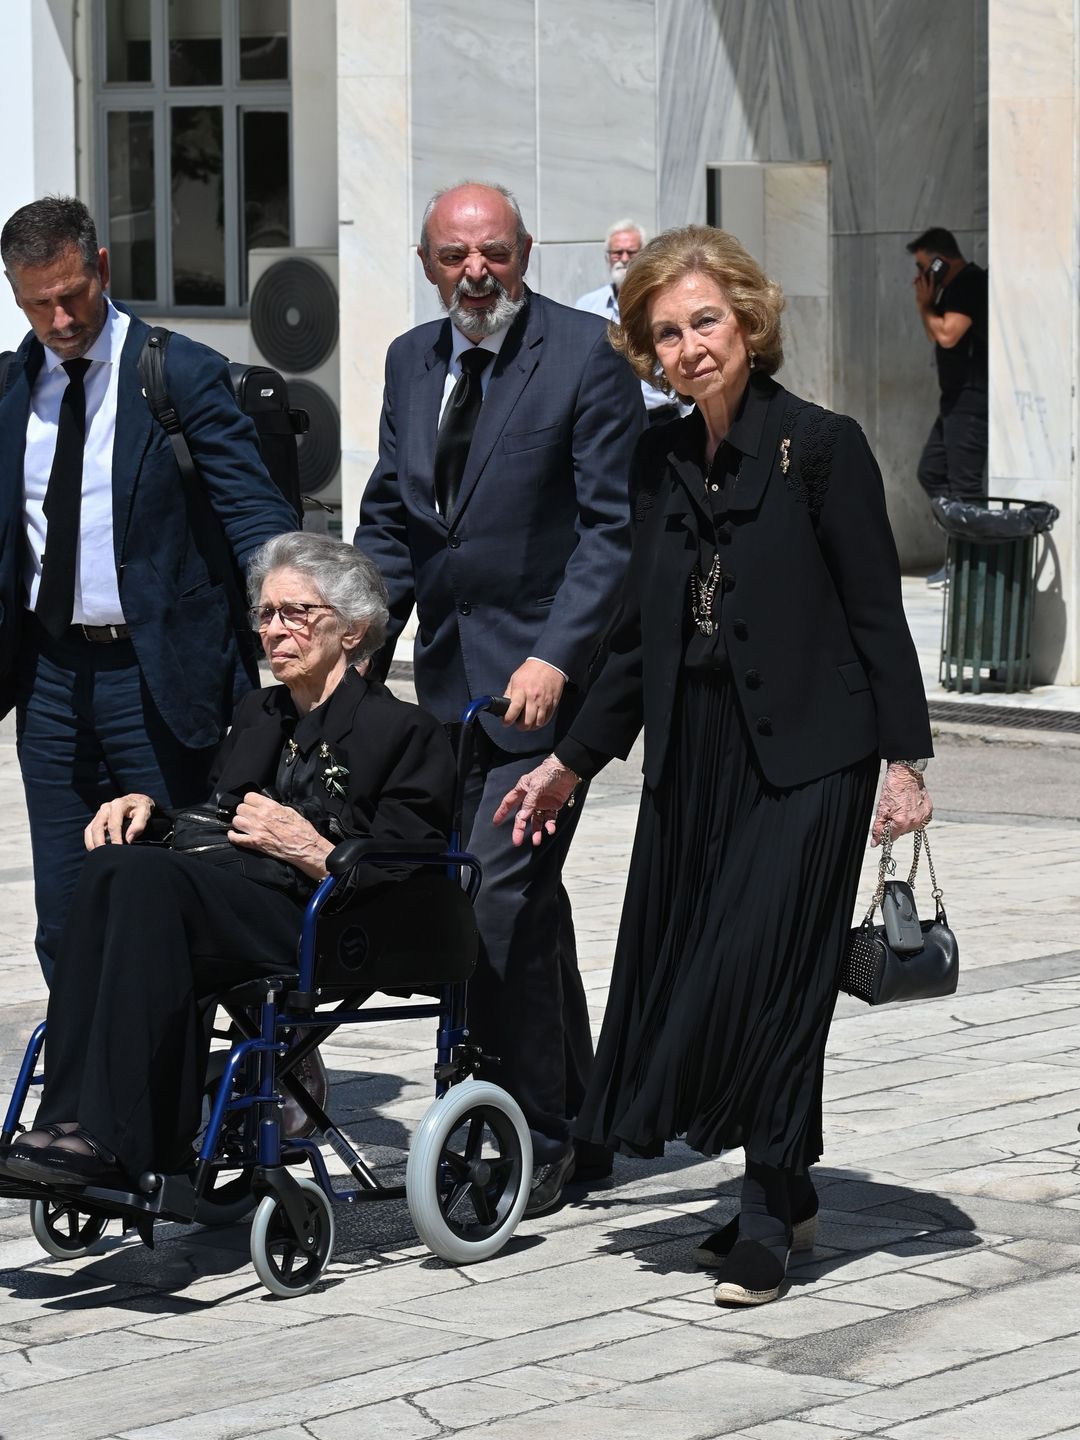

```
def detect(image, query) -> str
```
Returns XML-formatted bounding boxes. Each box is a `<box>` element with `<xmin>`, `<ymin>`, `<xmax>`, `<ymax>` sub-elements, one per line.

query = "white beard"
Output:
<box><xmin>444</xmin><ymin>275</ymin><xmax>525</xmax><ymax>338</ymax></box>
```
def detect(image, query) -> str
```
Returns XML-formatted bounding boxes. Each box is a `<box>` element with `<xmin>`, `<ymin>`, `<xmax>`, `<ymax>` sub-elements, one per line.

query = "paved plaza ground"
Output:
<box><xmin>0</xmin><ymin>580</ymin><xmax>1078</xmax><ymax>1439</ymax></box>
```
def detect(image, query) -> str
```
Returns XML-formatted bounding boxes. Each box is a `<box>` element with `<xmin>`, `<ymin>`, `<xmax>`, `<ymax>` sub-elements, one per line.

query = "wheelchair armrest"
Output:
<box><xmin>326</xmin><ymin>837</ymin><xmax>449</xmax><ymax>877</ymax></box>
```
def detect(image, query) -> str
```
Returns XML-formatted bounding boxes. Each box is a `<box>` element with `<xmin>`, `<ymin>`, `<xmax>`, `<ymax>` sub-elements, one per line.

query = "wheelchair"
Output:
<box><xmin>0</xmin><ymin>696</ymin><xmax>533</xmax><ymax>1297</ymax></box>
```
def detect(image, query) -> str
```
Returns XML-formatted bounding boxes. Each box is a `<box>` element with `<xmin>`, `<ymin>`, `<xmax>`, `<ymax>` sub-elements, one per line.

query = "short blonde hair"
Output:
<box><xmin>611</xmin><ymin>225</ymin><xmax>785</xmax><ymax>392</ymax></box>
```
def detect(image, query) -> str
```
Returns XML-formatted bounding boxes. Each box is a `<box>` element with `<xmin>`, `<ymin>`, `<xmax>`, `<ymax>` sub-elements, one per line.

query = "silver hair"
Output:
<box><xmin>419</xmin><ymin>182</ymin><xmax>529</xmax><ymax>260</ymax></box>
<box><xmin>246</xmin><ymin>532</ymin><xmax>389</xmax><ymax>664</ymax></box>
<box><xmin>606</xmin><ymin>217</ymin><xmax>647</xmax><ymax>248</ymax></box>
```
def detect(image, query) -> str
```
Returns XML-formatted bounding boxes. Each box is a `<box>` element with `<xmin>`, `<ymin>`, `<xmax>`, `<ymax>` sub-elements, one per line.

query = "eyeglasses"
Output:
<box><xmin>607</xmin><ymin>247</ymin><xmax>640</xmax><ymax>259</ymax></box>
<box><xmin>250</xmin><ymin>602</ymin><xmax>333</xmax><ymax>631</ymax></box>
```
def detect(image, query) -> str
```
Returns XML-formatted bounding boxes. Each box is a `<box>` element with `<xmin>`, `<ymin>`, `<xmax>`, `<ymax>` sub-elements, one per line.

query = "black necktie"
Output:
<box><xmin>36</xmin><ymin>357</ymin><xmax>92</xmax><ymax>638</ymax></box>
<box><xmin>433</xmin><ymin>348</ymin><xmax>493</xmax><ymax>517</ymax></box>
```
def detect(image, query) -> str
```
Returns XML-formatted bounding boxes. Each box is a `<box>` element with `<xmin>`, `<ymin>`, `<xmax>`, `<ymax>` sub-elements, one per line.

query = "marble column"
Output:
<box><xmin>988</xmin><ymin>0</ymin><xmax>1080</xmax><ymax>684</ymax></box>
<box><xmin>336</xmin><ymin>0</ymin><xmax>410</xmax><ymax>533</ymax></box>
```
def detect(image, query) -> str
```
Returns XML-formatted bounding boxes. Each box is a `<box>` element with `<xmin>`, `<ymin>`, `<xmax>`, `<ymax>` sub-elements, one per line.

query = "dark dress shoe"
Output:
<box><xmin>525</xmin><ymin>1146</ymin><xmax>576</xmax><ymax>1217</ymax></box>
<box><xmin>712</xmin><ymin>1237</ymin><xmax>789</xmax><ymax>1306</ymax></box>
<box><xmin>7</xmin><ymin>1129</ymin><xmax>127</xmax><ymax>1187</ymax></box>
<box><xmin>692</xmin><ymin>1189</ymin><xmax>818</xmax><ymax>1268</ymax></box>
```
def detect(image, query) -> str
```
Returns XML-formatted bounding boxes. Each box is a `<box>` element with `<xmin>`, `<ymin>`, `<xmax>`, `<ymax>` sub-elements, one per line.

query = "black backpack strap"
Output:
<box><xmin>138</xmin><ymin>326</ymin><xmax>258</xmax><ymax>675</ymax></box>
<box><xmin>138</xmin><ymin>327</ymin><xmax>202</xmax><ymax>487</ymax></box>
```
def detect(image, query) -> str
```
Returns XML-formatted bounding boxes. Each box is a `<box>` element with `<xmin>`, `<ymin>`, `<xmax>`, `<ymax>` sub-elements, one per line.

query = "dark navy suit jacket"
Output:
<box><xmin>355</xmin><ymin>289</ymin><xmax>645</xmax><ymax>751</ymax></box>
<box><xmin>0</xmin><ymin>305</ymin><xmax>298</xmax><ymax>749</ymax></box>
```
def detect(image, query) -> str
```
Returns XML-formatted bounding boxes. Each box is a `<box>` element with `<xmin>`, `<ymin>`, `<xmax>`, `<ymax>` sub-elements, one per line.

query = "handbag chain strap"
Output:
<box><xmin>863</xmin><ymin>824</ymin><xmax>945</xmax><ymax>925</ymax></box>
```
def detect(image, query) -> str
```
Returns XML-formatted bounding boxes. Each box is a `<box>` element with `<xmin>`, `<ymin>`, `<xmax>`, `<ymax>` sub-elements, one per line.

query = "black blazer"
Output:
<box><xmin>356</xmin><ymin>289</ymin><xmax>644</xmax><ymax>751</ymax></box>
<box><xmin>563</xmin><ymin>375</ymin><xmax>933</xmax><ymax>791</ymax></box>
<box><xmin>206</xmin><ymin>669</ymin><xmax>455</xmax><ymax>896</ymax></box>
<box><xmin>0</xmin><ymin>307</ymin><xmax>298</xmax><ymax>747</ymax></box>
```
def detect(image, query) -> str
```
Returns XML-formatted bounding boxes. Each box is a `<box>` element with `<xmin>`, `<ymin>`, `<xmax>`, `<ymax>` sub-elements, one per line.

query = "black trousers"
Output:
<box><xmin>38</xmin><ymin>846</ymin><xmax>302</xmax><ymax>1179</ymax></box>
<box><xmin>458</xmin><ymin>727</ymin><xmax>595</xmax><ymax>1162</ymax></box>
<box><xmin>917</xmin><ymin>388</ymin><xmax>988</xmax><ymax>502</ymax></box>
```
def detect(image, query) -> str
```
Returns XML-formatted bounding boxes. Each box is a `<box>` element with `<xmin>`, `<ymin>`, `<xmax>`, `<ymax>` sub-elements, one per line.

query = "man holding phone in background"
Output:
<box><xmin>906</xmin><ymin>227</ymin><xmax>988</xmax><ymax>584</ymax></box>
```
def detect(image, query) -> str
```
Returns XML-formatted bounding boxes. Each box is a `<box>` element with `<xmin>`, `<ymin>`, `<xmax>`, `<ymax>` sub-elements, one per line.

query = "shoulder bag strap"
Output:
<box><xmin>138</xmin><ymin>327</ymin><xmax>201</xmax><ymax>488</ymax></box>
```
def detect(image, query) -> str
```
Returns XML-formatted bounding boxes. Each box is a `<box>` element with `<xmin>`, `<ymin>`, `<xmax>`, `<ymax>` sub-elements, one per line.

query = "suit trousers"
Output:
<box><xmin>917</xmin><ymin>388</ymin><xmax>988</xmax><ymax>502</ymax></box>
<box><xmin>38</xmin><ymin>844</ymin><xmax>302</xmax><ymax>1179</ymax></box>
<box><xmin>458</xmin><ymin>725</ymin><xmax>595</xmax><ymax>1162</ymax></box>
<box><xmin>16</xmin><ymin>620</ymin><xmax>217</xmax><ymax>984</ymax></box>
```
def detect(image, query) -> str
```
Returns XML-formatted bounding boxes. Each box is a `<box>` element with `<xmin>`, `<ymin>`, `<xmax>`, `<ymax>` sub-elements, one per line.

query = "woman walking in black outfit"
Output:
<box><xmin>496</xmin><ymin>226</ymin><xmax>934</xmax><ymax>1306</ymax></box>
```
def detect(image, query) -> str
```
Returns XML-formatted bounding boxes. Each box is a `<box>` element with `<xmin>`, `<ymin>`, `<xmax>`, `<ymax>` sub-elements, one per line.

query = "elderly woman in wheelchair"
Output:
<box><xmin>0</xmin><ymin>533</ymin><xmax>532</xmax><ymax>1289</ymax></box>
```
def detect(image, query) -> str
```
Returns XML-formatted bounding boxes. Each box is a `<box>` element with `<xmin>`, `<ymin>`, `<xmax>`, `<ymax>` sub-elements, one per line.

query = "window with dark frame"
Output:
<box><xmin>96</xmin><ymin>0</ymin><xmax>292</xmax><ymax>314</ymax></box>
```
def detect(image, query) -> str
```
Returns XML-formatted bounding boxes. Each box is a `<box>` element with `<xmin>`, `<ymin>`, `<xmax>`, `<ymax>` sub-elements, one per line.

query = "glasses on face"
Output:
<box><xmin>250</xmin><ymin>602</ymin><xmax>334</xmax><ymax>631</ymax></box>
<box><xmin>607</xmin><ymin>247</ymin><xmax>640</xmax><ymax>260</ymax></box>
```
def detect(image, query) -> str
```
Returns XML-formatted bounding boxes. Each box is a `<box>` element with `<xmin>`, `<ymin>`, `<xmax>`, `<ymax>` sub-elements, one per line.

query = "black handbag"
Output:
<box><xmin>167</xmin><ymin>794</ymin><xmax>317</xmax><ymax>902</ymax></box>
<box><xmin>840</xmin><ymin>827</ymin><xmax>958</xmax><ymax>1006</ymax></box>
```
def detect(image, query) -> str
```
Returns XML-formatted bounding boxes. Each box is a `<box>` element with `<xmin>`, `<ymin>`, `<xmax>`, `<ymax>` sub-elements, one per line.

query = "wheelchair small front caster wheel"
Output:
<box><xmin>29</xmin><ymin>1197</ymin><xmax>109</xmax><ymax>1258</ymax></box>
<box><xmin>250</xmin><ymin>1176</ymin><xmax>334</xmax><ymax>1297</ymax></box>
<box><xmin>406</xmin><ymin>1079</ymin><xmax>531</xmax><ymax>1264</ymax></box>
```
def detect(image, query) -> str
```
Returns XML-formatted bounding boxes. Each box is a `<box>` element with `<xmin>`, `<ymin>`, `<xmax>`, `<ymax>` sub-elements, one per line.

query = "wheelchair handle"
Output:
<box><xmin>453</xmin><ymin>695</ymin><xmax>511</xmax><ymax>838</ymax></box>
<box><xmin>460</xmin><ymin>694</ymin><xmax>510</xmax><ymax>726</ymax></box>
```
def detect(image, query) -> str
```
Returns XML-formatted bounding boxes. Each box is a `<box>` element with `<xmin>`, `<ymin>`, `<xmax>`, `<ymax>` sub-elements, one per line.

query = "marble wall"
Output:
<box><xmin>987</xmin><ymin>0</ymin><xmax>1079</xmax><ymax>683</ymax></box>
<box><xmin>339</xmin><ymin>0</ymin><xmax>990</xmax><ymax>573</ymax></box>
<box><xmin>657</xmin><ymin>0</ymin><xmax>989</xmax><ymax>567</ymax></box>
<box><xmin>336</xmin><ymin>0</ymin><xmax>411</xmax><ymax>531</ymax></box>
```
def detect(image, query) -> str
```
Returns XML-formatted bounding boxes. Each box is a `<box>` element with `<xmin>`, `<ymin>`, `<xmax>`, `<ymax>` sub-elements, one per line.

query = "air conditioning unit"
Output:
<box><xmin>248</xmin><ymin>248</ymin><xmax>340</xmax><ymax>520</ymax></box>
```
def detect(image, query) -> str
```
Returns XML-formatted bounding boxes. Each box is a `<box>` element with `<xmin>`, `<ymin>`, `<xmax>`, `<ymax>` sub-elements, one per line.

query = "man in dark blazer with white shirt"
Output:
<box><xmin>0</xmin><ymin>196</ymin><xmax>296</xmax><ymax>983</ymax></box>
<box><xmin>357</xmin><ymin>181</ymin><xmax>644</xmax><ymax>1212</ymax></box>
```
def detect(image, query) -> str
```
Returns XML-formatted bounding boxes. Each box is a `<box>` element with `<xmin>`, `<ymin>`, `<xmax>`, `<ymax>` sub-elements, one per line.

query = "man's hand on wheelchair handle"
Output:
<box><xmin>85</xmin><ymin>793</ymin><xmax>156</xmax><ymax>850</ymax></box>
<box><xmin>494</xmin><ymin>755</ymin><xmax>579</xmax><ymax>848</ymax></box>
<box><xmin>228</xmin><ymin>790</ymin><xmax>334</xmax><ymax>879</ymax></box>
<box><xmin>501</xmin><ymin>658</ymin><xmax>565</xmax><ymax>731</ymax></box>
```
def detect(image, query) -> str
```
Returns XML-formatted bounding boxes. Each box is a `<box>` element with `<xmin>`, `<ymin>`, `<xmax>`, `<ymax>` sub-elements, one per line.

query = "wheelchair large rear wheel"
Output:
<box><xmin>406</xmin><ymin>1079</ymin><xmax>531</xmax><ymax>1264</ymax></box>
<box><xmin>250</xmin><ymin>1176</ymin><xmax>335</xmax><ymax>1297</ymax></box>
<box><xmin>29</xmin><ymin>1198</ymin><xmax>109</xmax><ymax>1258</ymax></box>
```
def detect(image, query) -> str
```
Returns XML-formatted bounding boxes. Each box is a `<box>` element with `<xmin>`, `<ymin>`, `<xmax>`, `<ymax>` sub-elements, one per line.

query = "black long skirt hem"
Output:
<box><xmin>574</xmin><ymin>672</ymin><xmax>877</xmax><ymax>1173</ymax></box>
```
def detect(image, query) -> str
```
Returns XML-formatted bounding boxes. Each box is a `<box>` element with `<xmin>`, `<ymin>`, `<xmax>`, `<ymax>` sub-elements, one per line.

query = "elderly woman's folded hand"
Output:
<box><xmin>228</xmin><ymin>791</ymin><xmax>334</xmax><ymax>879</ymax></box>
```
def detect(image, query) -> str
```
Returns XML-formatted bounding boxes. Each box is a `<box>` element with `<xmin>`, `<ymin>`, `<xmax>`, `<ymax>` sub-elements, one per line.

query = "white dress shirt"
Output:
<box><xmin>23</xmin><ymin>298</ymin><xmax>129</xmax><ymax>626</ymax></box>
<box><xmin>574</xmin><ymin>282</ymin><xmax>678</xmax><ymax>413</ymax></box>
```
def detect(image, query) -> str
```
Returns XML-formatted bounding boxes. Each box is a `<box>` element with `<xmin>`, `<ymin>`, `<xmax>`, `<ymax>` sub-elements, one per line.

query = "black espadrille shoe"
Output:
<box><xmin>712</xmin><ymin>1236</ymin><xmax>789</xmax><ymax>1306</ymax></box>
<box><xmin>692</xmin><ymin>1187</ymin><xmax>818</xmax><ymax>1269</ymax></box>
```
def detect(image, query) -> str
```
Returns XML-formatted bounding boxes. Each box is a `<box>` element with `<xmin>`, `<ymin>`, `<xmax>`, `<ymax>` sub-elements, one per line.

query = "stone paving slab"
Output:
<box><xmin>0</xmin><ymin>686</ymin><xmax>1078</xmax><ymax>1437</ymax></box>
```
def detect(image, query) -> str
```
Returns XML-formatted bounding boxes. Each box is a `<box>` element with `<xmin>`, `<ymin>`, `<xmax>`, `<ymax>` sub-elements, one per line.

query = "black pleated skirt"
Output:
<box><xmin>576</xmin><ymin>671</ymin><xmax>878</xmax><ymax>1171</ymax></box>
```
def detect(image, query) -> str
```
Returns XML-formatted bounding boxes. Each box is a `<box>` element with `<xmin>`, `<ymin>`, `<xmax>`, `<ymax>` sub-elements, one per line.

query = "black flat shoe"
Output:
<box><xmin>525</xmin><ymin>1146</ymin><xmax>576</xmax><ymax>1217</ymax></box>
<box><xmin>713</xmin><ymin>1237</ymin><xmax>789</xmax><ymax>1307</ymax></box>
<box><xmin>7</xmin><ymin>1128</ymin><xmax>127</xmax><ymax>1187</ymax></box>
<box><xmin>692</xmin><ymin>1190</ymin><xmax>819</xmax><ymax>1268</ymax></box>
<box><xmin>0</xmin><ymin>1124</ymin><xmax>73</xmax><ymax>1174</ymax></box>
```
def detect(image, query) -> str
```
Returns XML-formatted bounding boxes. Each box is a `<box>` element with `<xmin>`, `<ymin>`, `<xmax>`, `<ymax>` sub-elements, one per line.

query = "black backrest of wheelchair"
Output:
<box><xmin>314</xmin><ymin>868</ymin><xmax>478</xmax><ymax>990</ymax></box>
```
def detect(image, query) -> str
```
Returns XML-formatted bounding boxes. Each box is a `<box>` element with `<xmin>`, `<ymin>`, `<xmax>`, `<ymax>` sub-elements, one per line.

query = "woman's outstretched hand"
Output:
<box><xmin>493</xmin><ymin>756</ymin><xmax>579</xmax><ymax>847</ymax></box>
<box><xmin>872</xmin><ymin>763</ymin><xmax>934</xmax><ymax>845</ymax></box>
<box><xmin>85</xmin><ymin>794</ymin><xmax>156</xmax><ymax>850</ymax></box>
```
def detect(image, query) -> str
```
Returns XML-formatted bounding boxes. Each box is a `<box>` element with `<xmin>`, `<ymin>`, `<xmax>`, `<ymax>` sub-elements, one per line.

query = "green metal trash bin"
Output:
<box><xmin>936</xmin><ymin>496</ymin><xmax>1059</xmax><ymax>695</ymax></box>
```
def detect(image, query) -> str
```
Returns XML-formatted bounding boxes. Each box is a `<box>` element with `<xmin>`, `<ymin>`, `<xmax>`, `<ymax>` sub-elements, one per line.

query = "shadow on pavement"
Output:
<box><xmin>585</xmin><ymin>1166</ymin><xmax>978</xmax><ymax>1283</ymax></box>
